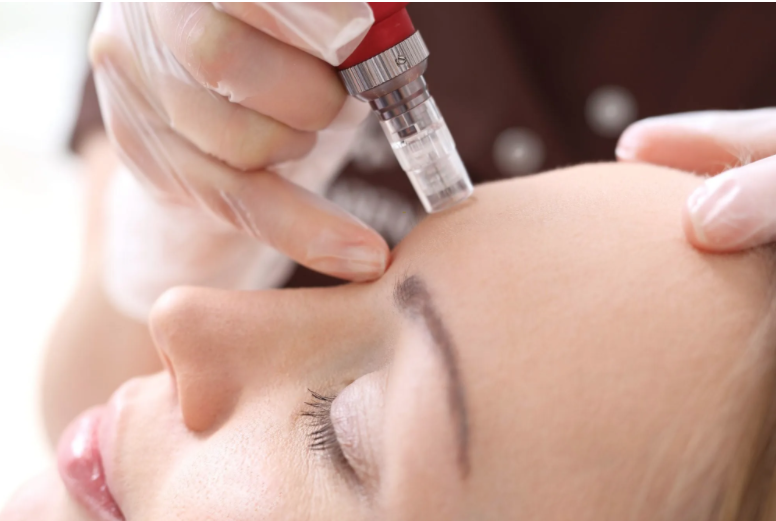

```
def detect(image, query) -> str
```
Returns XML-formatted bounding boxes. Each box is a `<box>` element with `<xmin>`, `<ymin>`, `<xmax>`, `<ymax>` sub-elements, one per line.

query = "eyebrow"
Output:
<box><xmin>393</xmin><ymin>274</ymin><xmax>470</xmax><ymax>477</ymax></box>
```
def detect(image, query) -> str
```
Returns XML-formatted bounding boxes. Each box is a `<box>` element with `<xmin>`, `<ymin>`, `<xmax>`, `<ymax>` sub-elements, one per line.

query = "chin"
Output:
<box><xmin>0</xmin><ymin>470</ymin><xmax>70</xmax><ymax>521</ymax></box>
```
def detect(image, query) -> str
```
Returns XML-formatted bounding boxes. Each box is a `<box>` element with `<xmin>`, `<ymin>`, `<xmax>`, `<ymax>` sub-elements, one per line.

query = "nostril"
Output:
<box><xmin>147</xmin><ymin>285</ymin><xmax>243</xmax><ymax>432</ymax></box>
<box><xmin>160</xmin><ymin>351</ymin><xmax>177</xmax><ymax>394</ymax></box>
<box><xmin>148</xmin><ymin>286</ymin><xmax>209</xmax><ymax>397</ymax></box>
<box><xmin>179</xmin><ymin>376</ymin><xmax>242</xmax><ymax>432</ymax></box>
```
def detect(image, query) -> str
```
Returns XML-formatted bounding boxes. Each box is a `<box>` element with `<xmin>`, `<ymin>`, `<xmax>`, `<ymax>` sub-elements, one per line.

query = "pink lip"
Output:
<box><xmin>57</xmin><ymin>407</ymin><xmax>124</xmax><ymax>521</ymax></box>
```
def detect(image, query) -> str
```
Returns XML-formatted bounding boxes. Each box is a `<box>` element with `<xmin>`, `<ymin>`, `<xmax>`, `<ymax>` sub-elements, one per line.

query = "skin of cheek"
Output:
<box><xmin>115</xmin><ymin>376</ymin><xmax>367</xmax><ymax>521</ymax></box>
<box><xmin>102</xmin><ymin>375</ymin><xmax>192</xmax><ymax>518</ymax></box>
<box><xmin>378</xmin><ymin>326</ymin><xmax>466</xmax><ymax>521</ymax></box>
<box><xmin>148</xmin><ymin>426</ymin><xmax>288</xmax><ymax>519</ymax></box>
<box><xmin>120</xmin><ymin>388</ymin><xmax>291</xmax><ymax>520</ymax></box>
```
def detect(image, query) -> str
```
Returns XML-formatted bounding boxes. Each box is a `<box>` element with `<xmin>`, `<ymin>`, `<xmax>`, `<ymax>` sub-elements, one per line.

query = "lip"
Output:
<box><xmin>57</xmin><ymin>406</ymin><xmax>125</xmax><ymax>521</ymax></box>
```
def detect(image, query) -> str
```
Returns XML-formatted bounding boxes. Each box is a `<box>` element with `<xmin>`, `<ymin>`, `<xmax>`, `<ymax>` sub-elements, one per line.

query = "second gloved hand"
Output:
<box><xmin>90</xmin><ymin>3</ymin><xmax>389</xmax><ymax>281</ymax></box>
<box><xmin>616</xmin><ymin>108</ymin><xmax>776</xmax><ymax>252</ymax></box>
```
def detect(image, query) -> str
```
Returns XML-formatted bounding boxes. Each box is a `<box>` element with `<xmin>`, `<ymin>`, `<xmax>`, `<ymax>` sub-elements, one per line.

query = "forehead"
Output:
<box><xmin>392</xmin><ymin>163</ymin><xmax>769</xmax><ymax>317</ymax></box>
<box><xmin>387</xmin><ymin>163</ymin><xmax>775</xmax><ymax>519</ymax></box>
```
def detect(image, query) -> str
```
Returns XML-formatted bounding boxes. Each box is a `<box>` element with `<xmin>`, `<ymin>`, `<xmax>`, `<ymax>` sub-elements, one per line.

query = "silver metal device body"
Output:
<box><xmin>339</xmin><ymin>32</ymin><xmax>473</xmax><ymax>213</ymax></box>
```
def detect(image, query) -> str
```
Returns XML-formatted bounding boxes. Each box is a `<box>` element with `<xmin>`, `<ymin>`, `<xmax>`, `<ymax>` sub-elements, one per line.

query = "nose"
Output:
<box><xmin>148</xmin><ymin>285</ymin><xmax>376</xmax><ymax>432</ymax></box>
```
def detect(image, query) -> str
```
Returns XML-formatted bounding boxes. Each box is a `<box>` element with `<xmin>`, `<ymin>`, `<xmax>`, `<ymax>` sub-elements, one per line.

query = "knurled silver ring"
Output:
<box><xmin>339</xmin><ymin>31</ymin><xmax>430</xmax><ymax>96</ymax></box>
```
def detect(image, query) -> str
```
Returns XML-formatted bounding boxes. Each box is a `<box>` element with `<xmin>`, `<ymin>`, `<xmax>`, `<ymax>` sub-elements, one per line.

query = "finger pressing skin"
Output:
<box><xmin>617</xmin><ymin>109</ymin><xmax>776</xmax><ymax>175</ymax></box>
<box><xmin>683</xmin><ymin>155</ymin><xmax>776</xmax><ymax>252</ymax></box>
<box><xmin>94</xmin><ymin>44</ymin><xmax>388</xmax><ymax>281</ymax></box>
<box><xmin>150</xmin><ymin>2</ymin><xmax>347</xmax><ymax>132</ymax></box>
<box><xmin>162</xmin><ymin>136</ymin><xmax>390</xmax><ymax>282</ymax></box>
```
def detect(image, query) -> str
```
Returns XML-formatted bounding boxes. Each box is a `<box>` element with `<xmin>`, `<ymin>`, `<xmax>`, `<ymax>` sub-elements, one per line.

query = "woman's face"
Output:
<box><xmin>90</xmin><ymin>164</ymin><xmax>776</xmax><ymax>520</ymax></box>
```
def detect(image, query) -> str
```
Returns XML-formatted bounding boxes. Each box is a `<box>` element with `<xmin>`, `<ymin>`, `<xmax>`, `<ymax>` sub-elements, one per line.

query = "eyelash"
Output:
<box><xmin>302</xmin><ymin>390</ymin><xmax>350</xmax><ymax>471</ymax></box>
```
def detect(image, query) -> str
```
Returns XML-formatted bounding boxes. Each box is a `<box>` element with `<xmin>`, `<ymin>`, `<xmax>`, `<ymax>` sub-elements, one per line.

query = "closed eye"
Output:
<box><xmin>301</xmin><ymin>389</ymin><xmax>358</xmax><ymax>482</ymax></box>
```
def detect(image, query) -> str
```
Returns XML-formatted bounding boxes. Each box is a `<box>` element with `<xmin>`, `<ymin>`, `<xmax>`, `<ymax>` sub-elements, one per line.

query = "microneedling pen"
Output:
<box><xmin>338</xmin><ymin>2</ymin><xmax>474</xmax><ymax>214</ymax></box>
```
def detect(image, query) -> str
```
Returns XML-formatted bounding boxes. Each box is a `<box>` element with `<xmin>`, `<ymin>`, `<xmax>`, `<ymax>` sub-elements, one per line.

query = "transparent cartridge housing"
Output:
<box><xmin>379</xmin><ymin>96</ymin><xmax>472</xmax><ymax>213</ymax></box>
<box><xmin>339</xmin><ymin>31</ymin><xmax>473</xmax><ymax>213</ymax></box>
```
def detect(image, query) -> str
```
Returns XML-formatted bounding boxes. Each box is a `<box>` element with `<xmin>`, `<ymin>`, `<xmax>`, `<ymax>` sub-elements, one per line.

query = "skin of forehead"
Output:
<box><xmin>383</xmin><ymin>163</ymin><xmax>775</xmax><ymax>520</ymax></box>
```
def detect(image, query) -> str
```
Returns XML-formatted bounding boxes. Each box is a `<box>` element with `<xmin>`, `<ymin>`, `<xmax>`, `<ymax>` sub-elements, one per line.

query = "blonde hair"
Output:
<box><xmin>720</xmin><ymin>245</ymin><xmax>776</xmax><ymax>521</ymax></box>
<box><xmin>634</xmin><ymin>245</ymin><xmax>776</xmax><ymax>521</ymax></box>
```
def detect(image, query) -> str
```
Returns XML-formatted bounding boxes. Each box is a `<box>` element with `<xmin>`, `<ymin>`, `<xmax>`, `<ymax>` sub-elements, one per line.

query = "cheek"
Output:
<box><xmin>114</xmin><ymin>384</ymin><xmax>364</xmax><ymax>521</ymax></box>
<box><xmin>144</xmin><ymin>425</ymin><xmax>303</xmax><ymax>520</ymax></box>
<box><xmin>111</xmin><ymin>384</ymin><xmax>304</xmax><ymax>521</ymax></box>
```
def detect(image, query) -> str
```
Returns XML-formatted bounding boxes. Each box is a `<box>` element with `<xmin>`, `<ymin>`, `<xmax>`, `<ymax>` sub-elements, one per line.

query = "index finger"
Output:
<box><xmin>616</xmin><ymin>109</ymin><xmax>776</xmax><ymax>175</ymax></box>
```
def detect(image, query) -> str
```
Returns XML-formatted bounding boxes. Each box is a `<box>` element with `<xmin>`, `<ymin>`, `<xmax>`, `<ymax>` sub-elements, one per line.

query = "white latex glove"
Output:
<box><xmin>103</xmin><ymin>165</ymin><xmax>295</xmax><ymax>321</ymax></box>
<box><xmin>90</xmin><ymin>2</ymin><xmax>388</xmax><ymax>290</ymax></box>
<box><xmin>616</xmin><ymin>108</ymin><xmax>776</xmax><ymax>251</ymax></box>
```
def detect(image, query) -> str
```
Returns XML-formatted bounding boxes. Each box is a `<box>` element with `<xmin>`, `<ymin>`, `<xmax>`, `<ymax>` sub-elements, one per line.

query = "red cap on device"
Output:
<box><xmin>335</xmin><ymin>3</ymin><xmax>475</xmax><ymax>214</ymax></box>
<box><xmin>338</xmin><ymin>2</ymin><xmax>415</xmax><ymax>69</ymax></box>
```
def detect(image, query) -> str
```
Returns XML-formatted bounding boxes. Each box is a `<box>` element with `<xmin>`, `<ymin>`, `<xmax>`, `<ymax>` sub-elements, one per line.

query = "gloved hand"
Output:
<box><xmin>89</xmin><ymin>2</ymin><xmax>389</xmax><ymax>285</ymax></box>
<box><xmin>616</xmin><ymin>109</ymin><xmax>776</xmax><ymax>252</ymax></box>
